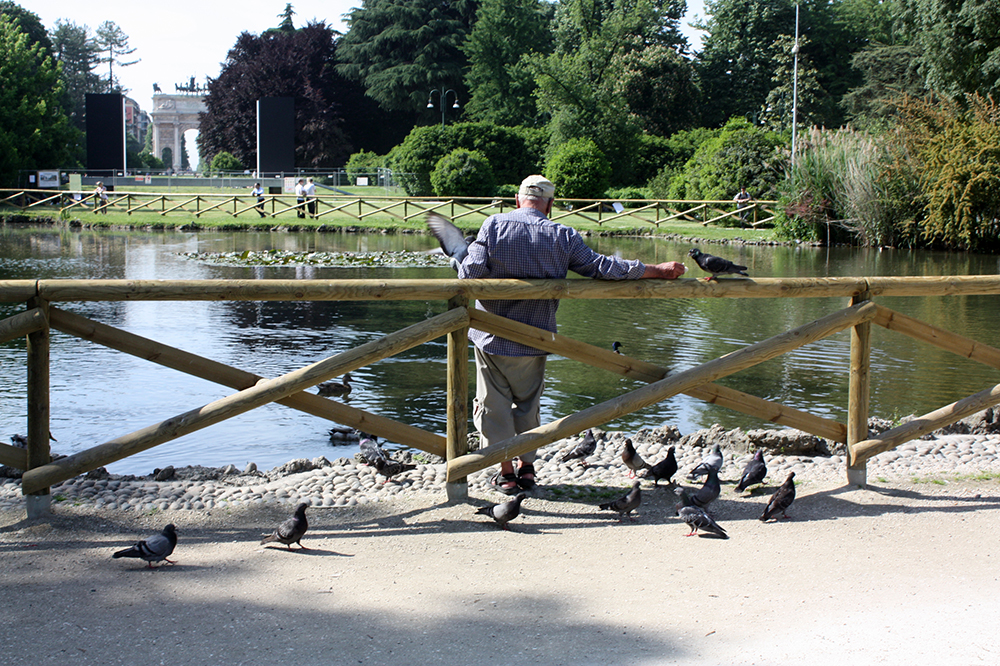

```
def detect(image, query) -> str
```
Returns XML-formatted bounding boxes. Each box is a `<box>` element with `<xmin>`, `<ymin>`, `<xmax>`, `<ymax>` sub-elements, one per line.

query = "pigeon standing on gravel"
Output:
<box><xmin>426</xmin><ymin>212</ymin><xmax>473</xmax><ymax>270</ymax></box>
<box><xmin>688</xmin><ymin>443</ymin><xmax>724</xmax><ymax>479</ymax></box>
<box><xmin>476</xmin><ymin>493</ymin><xmax>526</xmax><ymax>530</ymax></box>
<box><xmin>686</xmin><ymin>467</ymin><xmax>721</xmax><ymax>508</ymax></box>
<box><xmin>621</xmin><ymin>438</ymin><xmax>650</xmax><ymax>478</ymax></box>
<box><xmin>735</xmin><ymin>450</ymin><xmax>768</xmax><ymax>492</ymax></box>
<box><xmin>688</xmin><ymin>248</ymin><xmax>749</xmax><ymax>281</ymax></box>
<box><xmin>358</xmin><ymin>434</ymin><xmax>389</xmax><ymax>468</ymax></box>
<box><xmin>760</xmin><ymin>472</ymin><xmax>796</xmax><ymax>521</ymax></box>
<box><xmin>260</xmin><ymin>503</ymin><xmax>310</xmax><ymax>550</ymax></box>
<box><xmin>374</xmin><ymin>458</ymin><xmax>417</xmax><ymax>484</ymax></box>
<box><xmin>561</xmin><ymin>429</ymin><xmax>597</xmax><ymax>467</ymax></box>
<box><xmin>113</xmin><ymin>524</ymin><xmax>177</xmax><ymax>568</ymax></box>
<box><xmin>599</xmin><ymin>481</ymin><xmax>642</xmax><ymax>521</ymax></box>
<box><xmin>646</xmin><ymin>446</ymin><xmax>678</xmax><ymax>486</ymax></box>
<box><xmin>676</xmin><ymin>505</ymin><xmax>729</xmax><ymax>539</ymax></box>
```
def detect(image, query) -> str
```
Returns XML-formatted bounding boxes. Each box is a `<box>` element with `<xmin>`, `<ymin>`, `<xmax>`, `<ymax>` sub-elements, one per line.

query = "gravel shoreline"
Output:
<box><xmin>4</xmin><ymin>418</ymin><xmax>1000</xmax><ymax>515</ymax></box>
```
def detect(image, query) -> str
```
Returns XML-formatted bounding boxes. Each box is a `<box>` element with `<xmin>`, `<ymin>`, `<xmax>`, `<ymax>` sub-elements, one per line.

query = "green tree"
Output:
<box><xmin>275</xmin><ymin>3</ymin><xmax>296</xmax><ymax>33</ymax></box>
<box><xmin>544</xmin><ymin>138</ymin><xmax>611</xmax><ymax>199</ymax></box>
<box><xmin>209</xmin><ymin>151</ymin><xmax>243</xmax><ymax>174</ymax></box>
<box><xmin>613</xmin><ymin>42</ymin><xmax>701</xmax><ymax>135</ymax></box>
<box><xmin>0</xmin><ymin>15</ymin><xmax>76</xmax><ymax>185</ymax></box>
<box><xmin>0</xmin><ymin>1</ymin><xmax>51</xmax><ymax>53</ymax></box>
<box><xmin>49</xmin><ymin>19</ymin><xmax>102</xmax><ymax>130</ymax></box>
<box><xmin>462</xmin><ymin>0</ymin><xmax>553</xmax><ymax>127</ymax></box>
<box><xmin>430</xmin><ymin>148</ymin><xmax>496</xmax><ymax>196</ymax></box>
<box><xmin>758</xmin><ymin>34</ymin><xmax>825</xmax><ymax>131</ymax></box>
<box><xmin>95</xmin><ymin>20</ymin><xmax>139</xmax><ymax>93</ymax></box>
<box><xmin>841</xmin><ymin>44</ymin><xmax>928</xmax><ymax>129</ymax></box>
<box><xmin>345</xmin><ymin>149</ymin><xmax>385</xmax><ymax>183</ymax></box>
<box><xmin>336</xmin><ymin>0</ymin><xmax>477</xmax><ymax>114</ymax></box>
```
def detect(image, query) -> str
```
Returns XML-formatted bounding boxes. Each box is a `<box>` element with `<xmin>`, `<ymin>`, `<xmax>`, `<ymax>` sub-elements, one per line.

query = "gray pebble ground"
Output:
<box><xmin>4</xmin><ymin>417</ymin><xmax>1000</xmax><ymax>513</ymax></box>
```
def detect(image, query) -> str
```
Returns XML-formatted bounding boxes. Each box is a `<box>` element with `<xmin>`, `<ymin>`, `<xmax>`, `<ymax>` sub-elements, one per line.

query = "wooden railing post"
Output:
<box><xmin>445</xmin><ymin>295</ymin><xmax>470</xmax><ymax>500</ymax></box>
<box><xmin>25</xmin><ymin>297</ymin><xmax>52</xmax><ymax>517</ymax></box>
<box><xmin>847</xmin><ymin>289</ymin><xmax>872</xmax><ymax>487</ymax></box>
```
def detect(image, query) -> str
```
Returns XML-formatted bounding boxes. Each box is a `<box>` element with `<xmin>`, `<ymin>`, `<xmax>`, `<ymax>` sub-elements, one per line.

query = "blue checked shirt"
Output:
<box><xmin>458</xmin><ymin>207</ymin><xmax>646</xmax><ymax>356</ymax></box>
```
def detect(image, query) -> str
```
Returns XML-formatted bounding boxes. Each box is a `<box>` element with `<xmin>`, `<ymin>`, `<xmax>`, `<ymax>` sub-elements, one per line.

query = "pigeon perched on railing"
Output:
<box><xmin>560</xmin><ymin>429</ymin><xmax>597</xmax><ymax>467</ymax></box>
<box><xmin>645</xmin><ymin>446</ymin><xmax>678</xmax><ymax>486</ymax></box>
<box><xmin>598</xmin><ymin>481</ymin><xmax>642</xmax><ymax>521</ymax></box>
<box><xmin>113</xmin><ymin>524</ymin><xmax>177</xmax><ymax>568</ymax></box>
<box><xmin>621</xmin><ymin>438</ymin><xmax>649</xmax><ymax>478</ymax></box>
<box><xmin>735</xmin><ymin>450</ymin><xmax>767</xmax><ymax>492</ymax></box>
<box><xmin>688</xmin><ymin>443</ymin><xmax>724</xmax><ymax>480</ymax></box>
<box><xmin>760</xmin><ymin>472</ymin><xmax>796</xmax><ymax>521</ymax></box>
<box><xmin>260</xmin><ymin>503</ymin><xmax>309</xmax><ymax>550</ymax></box>
<box><xmin>476</xmin><ymin>492</ymin><xmax>526</xmax><ymax>530</ymax></box>
<box><xmin>676</xmin><ymin>505</ymin><xmax>729</xmax><ymax>538</ymax></box>
<box><xmin>426</xmin><ymin>212</ymin><xmax>473</xmax><ymax>270</ymax></box>
<box><xmin>688</xmin><ymin>247</ymin><xmax>749</xmax><ymax>281</ymax></box>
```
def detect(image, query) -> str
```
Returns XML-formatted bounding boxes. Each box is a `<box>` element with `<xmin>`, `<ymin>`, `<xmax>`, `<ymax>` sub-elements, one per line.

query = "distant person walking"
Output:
<box><xmin>250</xmin><ymin>182</ymin><xmax>266</xmax><ymax>218</ymax></box>
<box><xmin>93</xmin><ymin>181</ymin><xmax>108</xmax><ymax>214</ymax></box>
<box><xmin>734</xmin><ymin>187</ymin><xmax>754</xmax><ymax>226</ymax></box>
<box><xmin>294</xmin><ymin>178</ymin><xmax>306</xmax><ymax>219</ymax></box>
<box><xmin>305</xmin><ymin>177</ymin><xmax>317</xmax><ymax>218</ymax></box>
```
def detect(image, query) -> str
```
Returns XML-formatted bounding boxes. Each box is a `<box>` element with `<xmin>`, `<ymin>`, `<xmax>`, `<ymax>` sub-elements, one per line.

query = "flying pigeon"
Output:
<box><xmin>676</xmin><ymin>505</ymin><xmax>729</xmax><ymax>539</ymax></box>
<box><xmin>426</xmin><ymin>212</ymin><xmax>473</xmax><ymax>270</ymax></box>
<box><xmin>760</xmin><ymin>472</ymin><xmax>796</xmax><ymax>521</ymax></box>
<box><xmin>621</xmin><ymin>438</ymin><xmax>649</xmax><ymax>478</ymax></box>
<box><xmin>688</xmin><ymin>247</ymin><xmax>749</xmax><ymax>281</ymax></box>
<box><xmin>560</xmin><ymin>429</ymin><xmax>597</xmax><ymax>466</ymax></box>
<box><xmin>374</xmin><ymin>457</ymin><xmax>417</xmax><ymax>484</ymax></box>
<box><xmin>688</xmin><ymin>443</ymin><xmax>724</xmax><ymax>479</ymax></box>
<box><xmin>735</xmin><ymin>450</ymin><xmax>767</xmax><ymax>492</ymax></box>
<box><xmin>476</xmin><ymin>492</ymin><xmax>526</xmax><ymax>530</ymax></box>
<box><xmin>260</xmin><ymin>503</ymin><xmax>309</xmax><ymax>550</ymax></box>
<box><xmin>646</xmin><ymin>446</ymin><xmax>678</xmax><ymax>486</ymax></box>
<box><xmin>358</xmin><ymin>434</ymin><xmax>389</xmax><ymax>468</ymax></box>
<box><xmin>113</xmin><ymin>524</ymin><xmax>177</xmax><ymax>568</ymax></box>
<box><xmin>599</xmin><ymin>481</ymin><xmax>642</xmax><ymax>521</ymax></box>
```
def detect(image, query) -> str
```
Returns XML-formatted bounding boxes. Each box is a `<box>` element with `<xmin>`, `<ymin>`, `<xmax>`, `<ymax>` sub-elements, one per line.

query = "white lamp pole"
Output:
<box><xmin>791</xmin><ymin>3</ymin><xmax>800</xmax><ymax>167</ymax></box>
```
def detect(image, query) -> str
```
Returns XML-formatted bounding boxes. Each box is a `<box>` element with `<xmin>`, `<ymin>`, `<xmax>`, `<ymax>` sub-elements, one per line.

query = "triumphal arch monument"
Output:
<box><xmin>150</xmin><ymin>82</ymin><xmax>207</xmax><ymax>172</ymax></box>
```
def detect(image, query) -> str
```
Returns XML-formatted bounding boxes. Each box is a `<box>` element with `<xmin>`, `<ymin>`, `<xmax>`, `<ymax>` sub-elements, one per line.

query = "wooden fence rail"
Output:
<box><xmin>3</xmin><ymin>276</ymin><xmax>1000</xmax><ymax>516</ymax></box>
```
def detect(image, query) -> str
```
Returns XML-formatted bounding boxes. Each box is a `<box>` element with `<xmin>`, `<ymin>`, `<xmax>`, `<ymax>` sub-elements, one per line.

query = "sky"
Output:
<box><xmin>32</xmin><ymin>0</ymin><xmax>708</xmax><ymax>112</ymax></box>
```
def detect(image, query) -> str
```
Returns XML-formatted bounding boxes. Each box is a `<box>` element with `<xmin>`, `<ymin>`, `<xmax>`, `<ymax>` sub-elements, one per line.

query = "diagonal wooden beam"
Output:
<box><xmin>448</xmin><ymin>301</ymin><xmax>877</xmax><ymax>480</ymax></box>
<box><xmin>0</xmin><ymin>307</ymin><xmax>47</xmax><ymax>344</ymax></box>
<box><xmin>873</xmin><ymin>304</ymin><xmax>1000</xmax><ymax>370</ymax></box>
<box><xmin>0</xmin><ymin>442</ymin><xmax>27</xmax><ymax>469</ymax></box>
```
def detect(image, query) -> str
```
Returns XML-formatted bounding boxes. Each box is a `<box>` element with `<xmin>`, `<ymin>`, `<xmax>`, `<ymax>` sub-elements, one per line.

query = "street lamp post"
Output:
<box><xmin>427</xmin><ymin>88</ymin><xmax>460</xmax><ymax>128</ymax></box>
<box><xmin>791</xmin><ymin>3</ymin><xmax>800</xmax><ymax>167</ymax></box>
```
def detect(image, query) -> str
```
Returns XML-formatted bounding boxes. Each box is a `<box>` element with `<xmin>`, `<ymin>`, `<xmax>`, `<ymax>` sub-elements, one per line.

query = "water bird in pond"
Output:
<box><xmin>317</xmin><ymin>373</ymin><xmax>352</xmax><ymax>397</ymax></box>
<box><xmin>560</xmin><ymin>429</ymin><xmax>597</xmax><ymax>467</ymax></box>
<box><xmin>260</xmin><ymin>503</ymin><xmax>309</xmax><ymax>550</ymax></box>
<box><xmin>598</xmin><ymin>481</ymin><xmax>642</xmax><ymax>522</ymax></box>
<box><xmin>621</xmin><ymin>438</ymin><xmax>649</xmax><ymax>478</ymax></box>
<box><xmin>645</xmin><ymin>446</ymin><xmax>678</xmax><ymax>486</ymax></box>
<box><xmin>760</xmin><ymin>472</ymin><xmax>796</xmax><ymax>521</ymax></box>
<box><xmin>676</xmin><ymin>505</ymin><xmax>728</xmax><ymax>538</ymax></box>
<box><xmin>735</xmin><ymin>450</ymin><xmax>767</xmax><ymax>493</ymax></box>
<box><xmin>476</xmin><ymin>493</ymin><xmax>526</xmax><ymax>530</ymax></box>
<box><xmin>113</xmin><ymin>524</ymin><xmax>177</xmax><ymax>568</ymax></box>
<box><xmin>688</xmin><ymin>248</ymin><xmax>749</xmax><ymax>281</ymax></box>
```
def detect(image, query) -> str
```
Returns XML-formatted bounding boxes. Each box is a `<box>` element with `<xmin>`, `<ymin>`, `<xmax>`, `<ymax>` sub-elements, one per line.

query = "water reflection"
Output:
<box><xmin>2</xmin><ymin>226</ymin><xmax>998</xmax><ymax>474</ymax></box>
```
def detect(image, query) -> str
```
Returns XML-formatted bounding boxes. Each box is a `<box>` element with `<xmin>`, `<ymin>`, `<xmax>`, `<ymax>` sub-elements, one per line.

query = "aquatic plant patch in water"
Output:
<box><xmin>181</xmin><ymin>249</ymin><xmax>452</xmax><ymax>268</ymax></box>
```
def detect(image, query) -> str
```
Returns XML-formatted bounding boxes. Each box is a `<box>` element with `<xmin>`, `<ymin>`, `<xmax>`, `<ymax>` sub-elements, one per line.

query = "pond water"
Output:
<box><xmin>2</xmin><ymin>226</ymin><xmax>999</xmax><ymax>474</ymax></box>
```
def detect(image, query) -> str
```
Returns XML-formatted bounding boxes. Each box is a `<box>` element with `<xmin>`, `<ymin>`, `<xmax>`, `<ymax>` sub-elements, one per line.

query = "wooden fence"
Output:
<box><xmin>2</xmin><ymin>276</ymin><xmax>1000</xmax><ymax>515</ymax></box>
<box><xmin>2</xmin><ymin>188</ymin><xmax>777</xmax><ymax>228</ymax></box>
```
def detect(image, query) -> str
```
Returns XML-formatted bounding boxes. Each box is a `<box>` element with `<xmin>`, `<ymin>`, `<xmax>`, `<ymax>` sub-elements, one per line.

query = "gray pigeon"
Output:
<box><xmin>760</xmin><ymin>472</ymin><xmax>796</xmax><ymax>521</ymax></box>
<box><xmin>676</xmin><ymin>505</ymin><xmax>729</xmax><ymax>539</ymax></box>
<box><xmin>261</xmin><ymin>502</ymin><xmax>310</xmax><ymax>550</ymax></box>
<box><xmin>688</xmin><ymin>443</ymin><xmax>724</xmax><ymax>479</ymax></box>
<box><xmin>10</xmin><ymin>434</ymin><xmax>26</xmax><ymax>449</ymax></box>
<box><xmin>599</xmin><ymin>481</ymin><xmax>642</xmax><ymax>521</ymax></box>
<box><xmin>476</xmin><ymin>492</ymin><xmax>526</xmax><ymax>530</ymax></box>
<box><xmin>113</xmin><ymin>524</ymin><xmax>177</xmax><ymax>568</ymax></box>
<box><xmin>622</xmin><ymin>438</ymin><xmax>649</xmax><ymax>478</ymax></box>
<box><xmin>688</xmin><ymin>247</ymin><xmax>749</xmax><ymax>281</ymax></box>
<box><xmin>735</xmin><ymin>450</ymin><xmax>767</xmax><ymax>492</ymax></box>
<box><xmin>646</xmin><ymin>446</ymin><xmax>678</xmax><ymax>486</ymax></box>
<box><xmin>374</xmin><ymin>457</ymin><xmax>417</xmax><ymax>484</ymax></box>
<box><xmin>358</xmin><ymin>433</ymin><xmax>388</xmax><ymax>468</ymax></box>
<box><xmin>685</xmin><ymin>467</ymin><xmax>721</xmax><ymax>508</ymax></box>
<box><xmin>560</xmin><ymin>429</ymin><xmax>597</xmax><ymax>466</ymax></box>
<box><xmin>426</xmin><ymin>212</ymin><xmax>473</xmax><ymax>270</ymax></box>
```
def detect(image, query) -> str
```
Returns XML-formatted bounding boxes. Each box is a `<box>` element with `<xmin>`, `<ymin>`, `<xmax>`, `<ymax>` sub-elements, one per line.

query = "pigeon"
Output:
<box><xmin>760</xmin><ymin>472</ymin><xmax>796</xmax><ymax>521</ymax></box>
<box><xmin>599</xmin><ymin>481</ymin><xmax>642</xmax><ymax>521</ymax></box>
<box><xmin>621</xmin><ymin>438</ymin><xmax>649</xmax><ymax>478</ymax></box>
<box><xmin>688</xmin><ymin>443</ymin><xmax>724</xmax><ymax>479</ymax></box>
<box><xmin>676</xmin><ymin>505</ymin><xmax>729</xmax><ymax>539</ymax></box>
<box><xmin>476</xmin><ymin>492</ymin><xmax>526</xmax><ymax>530</ymax></box>
<box><xmin>317</xmin><ymin>373</ymin><xmax>352</xmax><ymax>397</ymax></box>
<box><xmin>687</xmin><ymin>467</ymin><xmax>721</xmax><ymax>508</ymax></box>
<box><xmin>612</xmin><ymin>341</ymin><xmax>623</xmax><ymax>354</ymax></box>
<box><xmin>645</xmin><ymin>446</ymin><xmax>678</xmax><ymax>486</ymax></box>
<box><xmin>560</xmin><ymin>429</ymin><xmax>597</xmax><ymax>466</ymax></box>
<box><xmin>735</xmin><ymin>450</ymin><xmax>767</xmax><ymax>492</ymax></box>
<box><xmin>358</xmin><ymin>433</ymin><xmax>389</xmax><ymax>468</ymax></box>
<box><xmin>688</xmin><ymin>247</ymin><xmax>749</xmax><ymax>281</ymax></box>
<box><xmin>260</xmin><ymin>503</ymin><xmax>309</xmax><ymax>550</ymax></box>
<box><xmin>113</xmin><ymin>524</ymin><xmax>177</xmax><ymax>568</ymax></box>
<box><xmin>10</xmin><ymin>434</ymin><xmax>26</xmax><ymax>449</ymax></box>
<box><xmin>374</xmin><ymin>457</ymin><xmax>417</xmax><ymax>484</ymax></box>
<box><xmin>426</xmin><ymin>212</ymin><xmax>473</xmax><ymax>270</ymax></box>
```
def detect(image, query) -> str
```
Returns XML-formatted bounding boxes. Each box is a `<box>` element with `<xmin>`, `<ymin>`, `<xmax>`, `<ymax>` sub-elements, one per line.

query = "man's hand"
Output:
<box><xmin>642</xmin><ymin>261</ymin><xmax>687</xmax><ymax>279</ymax></box>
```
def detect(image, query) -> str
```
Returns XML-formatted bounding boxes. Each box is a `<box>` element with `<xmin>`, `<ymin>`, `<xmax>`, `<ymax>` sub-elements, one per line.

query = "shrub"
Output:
<box><xmin>605</xmin><ymin>186</ymin><xmax>651</xmax><ymax>205</ymax></box>
<box><xmin>209</xmin><ymin>151</ymin><xmax>243</xmax><ymax>175</ymax></box>
<box><xmin>544</xmin><ymin>138</ymin><xmax>612</xmax><ymax>200</ymax></box>
<box><xmin>345</xmin><ymin>150</ymin><xmax>384</xmax><ymax>184</ymax></box>
<box><xmin>430</xmin><ymin>149</ymin><xmax>496</xmax><ymax>197</ymax></box>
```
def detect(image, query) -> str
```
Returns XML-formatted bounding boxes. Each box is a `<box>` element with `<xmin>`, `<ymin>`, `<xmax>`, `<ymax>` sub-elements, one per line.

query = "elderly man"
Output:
<box><xmin>457</xmin><ymin>175</ymin><xmax>686</xmax><ymax>494</ymax></box>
